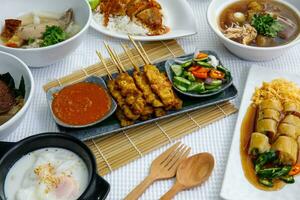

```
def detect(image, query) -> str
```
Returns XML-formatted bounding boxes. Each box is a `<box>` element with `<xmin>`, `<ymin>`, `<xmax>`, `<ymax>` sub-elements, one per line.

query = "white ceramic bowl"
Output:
<box><xmin>0</xmin><ymin>0</ymin><xmax>91</xmax><ymax>67</ymax></box>
<box><xmin>0</xmin><ymin>51</ymin><xmax>34</xmax><ymax>139</ymax></box>
<box><xmin>207</xmin><ymin>0</ymin><xmax>300</xmax><ymax>61</ymax></box>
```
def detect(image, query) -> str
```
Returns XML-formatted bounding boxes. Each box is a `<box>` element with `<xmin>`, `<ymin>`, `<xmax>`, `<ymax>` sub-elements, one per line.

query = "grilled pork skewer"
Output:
<box><xmin>96</xmin><ymin>51</ymin><xmax>138</xmax><ymax>125</ymax></box>
<box><xmin>104</xmin><ymin>43</ymin><xmax>146</xmax><ymax>115</ymax></box>
<box><xmin>128</xmin><ymin>36</ymin><xmax>182</xmax><ymax>110</ymax></box>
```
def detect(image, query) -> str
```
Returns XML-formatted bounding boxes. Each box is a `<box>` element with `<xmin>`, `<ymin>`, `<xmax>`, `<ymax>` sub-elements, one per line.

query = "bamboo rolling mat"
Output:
<box><xmin>43</xmin><ymin>40</ymin><xmax>238</xmax><ymax>176</ymax></box>
<box><xmin>86</xmin><ymin>102</ymin><xmax>237</xmax><ymax>176</ymax></box>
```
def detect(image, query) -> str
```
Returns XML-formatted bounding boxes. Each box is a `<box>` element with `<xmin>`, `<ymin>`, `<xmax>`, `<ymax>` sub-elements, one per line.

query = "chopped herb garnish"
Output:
<box><xmin>251</xmin><ymin>14</ymin><xmax>284</xmax><ymax>38</ymax></box>
<box><xmin>40</xmin><ymin>26</ymin><xmax>67</xmax><ymax>47</ymax></box>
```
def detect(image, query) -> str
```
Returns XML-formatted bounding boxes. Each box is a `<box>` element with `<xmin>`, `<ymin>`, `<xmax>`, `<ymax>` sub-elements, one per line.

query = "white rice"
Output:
<box><xmin>93</xmin><ymin>13</ymin><xmax>149</xmax><ymax>36</ymax></box>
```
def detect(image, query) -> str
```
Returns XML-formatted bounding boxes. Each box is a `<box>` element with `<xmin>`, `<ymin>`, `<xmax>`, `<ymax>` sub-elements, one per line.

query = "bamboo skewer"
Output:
<box><xmin>121</xmin><ymin>43</ymin><xmax>140</xmax><ymax>72</ymax></box>
<box><xmin>96</xmin><ymin>51</ymin><xmax>113</xmax><ymax>80</ymax></box>
<box><xmin>128</xmin><ymin>36</ymin><xmax>149</xmax><ymax>65</ymax></box>
<box><xmin>138</xmin><ymin>42</ymin><xmax>151</xmax><ymax>64</ymax></box>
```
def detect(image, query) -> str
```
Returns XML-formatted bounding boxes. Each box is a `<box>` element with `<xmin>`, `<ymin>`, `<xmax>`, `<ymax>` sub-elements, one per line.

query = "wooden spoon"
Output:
<box><xmin>160</xmin><ymin>152</ymin><xmax>215</xmax><ymax>200</ymax></box>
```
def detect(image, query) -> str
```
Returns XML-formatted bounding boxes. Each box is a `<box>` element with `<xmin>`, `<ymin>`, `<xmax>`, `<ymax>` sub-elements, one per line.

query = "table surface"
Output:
<box><xmin>5</xmin><ymin>0</ymin><xmax>300</xmax><ymax>199</ymax></box>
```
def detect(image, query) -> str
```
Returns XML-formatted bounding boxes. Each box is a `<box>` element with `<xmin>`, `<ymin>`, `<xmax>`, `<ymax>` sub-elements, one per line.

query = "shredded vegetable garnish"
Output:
<box><xmin>252</xmin><ymin>79</ymin><xmax>300</xmax><ymax>105</ymax></box>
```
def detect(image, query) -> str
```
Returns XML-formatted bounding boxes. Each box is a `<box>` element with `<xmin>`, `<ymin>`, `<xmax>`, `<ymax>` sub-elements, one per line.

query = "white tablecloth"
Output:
<box><xmin>5</xmin><ymin>0</ymin><xmax>300</xmax><ymax>199</ymax></box>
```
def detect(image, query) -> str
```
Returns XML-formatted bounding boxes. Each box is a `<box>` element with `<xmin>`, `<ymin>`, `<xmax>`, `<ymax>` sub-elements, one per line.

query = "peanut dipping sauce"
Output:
<box><xmin>52</xmin><ymin>82</ymin><xmax>111</xmax><ymax>126</ymax></box>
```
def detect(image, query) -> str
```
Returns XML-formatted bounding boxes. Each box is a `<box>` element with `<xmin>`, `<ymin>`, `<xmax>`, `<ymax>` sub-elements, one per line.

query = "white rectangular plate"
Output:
<box><xmin>90</xmin><ymin>0</ymin><xmax>197</xmax><ymax>41</ymax></box>
<box><xmin>221</xmin><ymin>65</ymin><xmax>300</xmax><ymax>200</ymax></box>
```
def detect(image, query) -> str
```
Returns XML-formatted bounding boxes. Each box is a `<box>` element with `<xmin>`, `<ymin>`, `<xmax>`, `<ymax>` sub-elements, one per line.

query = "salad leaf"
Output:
<box><xmin>40</xmin><ymin>26</ymin><xmax>68</xmax><ymax>47</ymax></box>
<box><xmin>251</xmin><ymin>14</ymin><xmax>283</xmax><ymax>38</ymax></box>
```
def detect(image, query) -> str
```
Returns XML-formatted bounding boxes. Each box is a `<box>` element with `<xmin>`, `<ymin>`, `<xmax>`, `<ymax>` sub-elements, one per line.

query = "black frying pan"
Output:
<box><xmin>0</xmin><ymin>133</ymin><xmax>110</xmax><ymax>200</ymax></box>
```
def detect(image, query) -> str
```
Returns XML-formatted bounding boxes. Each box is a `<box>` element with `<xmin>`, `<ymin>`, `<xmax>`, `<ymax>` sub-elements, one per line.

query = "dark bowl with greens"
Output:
<box><xmin>165</xmin><ymin>50</ymin><xmax>233</xmax><ymax>98</ymax></box>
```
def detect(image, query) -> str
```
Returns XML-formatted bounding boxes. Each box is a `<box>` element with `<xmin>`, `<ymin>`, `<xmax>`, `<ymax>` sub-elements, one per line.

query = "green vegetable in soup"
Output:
<box><xmin>89</xmin><ymin>0</ymin><xmax>100</xmax><ymax>10</ymax></box>
<box><xmin>279</xmin><ymin>175</ymin><xmax>295</xmax><ymax>184</ymax></box>
<box><xmin>258</xmin><ymin>178</ymin><xmax>273</xmax><ymax>187</ymax></box>
<box><xmin>251</xmin><ymin>14</ymin><xmax>284</xmax><ymax>38</ymax></box>
<box><xmin>257</xmin><ymin>166</ymin><xmax>291</xmax><ymax>179</ymax></box>
<box><xmin>40</xmin><ymin>26</ymin><xmax>68</xmax><ymax>47</ymax></box>
<box><xmin>254</xmin><ymin>151</ymin><xmax>277</xmax><ymax>172</ymax></box>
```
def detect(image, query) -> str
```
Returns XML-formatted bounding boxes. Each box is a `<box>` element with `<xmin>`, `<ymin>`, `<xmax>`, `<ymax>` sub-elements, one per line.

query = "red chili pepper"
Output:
<box><xmin>5</xmin><ymin>42</ymin><xmax>18</xmax><ymax>48</ymax></box>
<box><xmin>289</xmin><ymin>164</ymin><xmax>300</xmax><ymax>175</ymax></box>
<box><xmin>192</xmin><ymin>71</ymin><xmax>208</xmax><ymax>79</ymax></box>
<box><xmin>209</xmin><ymin>69</ymin><xmax>225</xmax><ymax>79</ymax></box>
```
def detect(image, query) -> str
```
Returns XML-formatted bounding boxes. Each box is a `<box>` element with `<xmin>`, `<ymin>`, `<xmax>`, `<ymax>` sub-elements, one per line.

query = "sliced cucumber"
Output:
<box><xmin>171</xmin><ymin>64</ymin><xmax>183</xmax><ymax>76</ymax></box>
<box><xmin>188</xmin><ymin>82</ymin><xmax>205</xmax><ymax>93</ymax></box>
<box><xmin>181</xmin><ymin>60</ymin><xmax>193</xmax><ymax>68</ymax></box>
<box><xmin>174</xmin><ymin>82</ymin><xmax>187</xmax><ymax>92</ymax></box>
<box><xmin>205</xmin><ymin>84</ymin><xmax>221</xmax><ymax>90</ymax></box>
<box><xmin>183</xmin><ymin>71</ymin><xmax>196</xmax><ymax>81</ymax></box>
<box><xmin>197</xmin><ymin>61</ymin><xmax>213</xmax><ymax>68</ymax></box>
<box><xmin>210</xmin><ymin>80</ymin><xmax>222</xmax><ymax>86</ymax></box>
<box><xmin>173</xmin><ymin>76</ymin><xmax>191</xmax><ymax>88</ymax></box>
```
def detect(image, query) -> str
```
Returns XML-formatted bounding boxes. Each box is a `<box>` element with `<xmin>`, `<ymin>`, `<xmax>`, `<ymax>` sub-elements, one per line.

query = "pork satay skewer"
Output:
<box><xmin>104</xmin><ymin>43</ymin><xmax>146</xmax><ymax>115</ymax></box>
<box><xmin>96</xmin><ymin>51</ymin><xmax>139</xmax><ymax>122</ymax></box>
<box><xmin>121</xmin><ymin>43</ymin><xmax>164</xmax><ymax>109</ymax></box>
<box><xmin>128</xmin><ymin>36</ymin><xmax>182</xmax><ymax>109</ymax></box>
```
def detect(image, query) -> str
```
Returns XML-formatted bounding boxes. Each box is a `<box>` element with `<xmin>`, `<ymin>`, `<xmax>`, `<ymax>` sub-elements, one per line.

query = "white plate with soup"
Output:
<box><xmin>221</xmin><ymin>65</ymin><xmax>300</xmax><ymax>200</ymax></box>
<box><xmin>207</xmin><ymin>0</ymin><xmax>300</xmax><ymax>61</ymax></box>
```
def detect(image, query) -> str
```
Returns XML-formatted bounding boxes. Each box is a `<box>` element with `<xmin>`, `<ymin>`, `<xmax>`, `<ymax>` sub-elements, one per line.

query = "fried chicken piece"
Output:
<box><xmin>127</xmin><ymin>0</ymin><xmax>161</xmax><ymax>18</ymax></box>
<box><xmin>144</xmin><ymin>64</ymin><xmax>178</xmax><ymax>108</ymax></box>
<box><xmin>136</xmin><ymin>7</ymin><xmax>163</xmax><ymax>31</ymax></box>
<box><xmin>127</xmin><ymin>0</ymin><xmax>149</xmax><ymax>18</ymax></box>
<box><xmin>133</xmin><ymin>71</ymin><xmax>164</xmax><ymax>107</ymax></box>
<box><xmin>116</xmin><ymin>108</ymin><xmax>134</xmax><ymax>127</ymax></box>
<box><xmin>100</xmin><ymin>0</ymin><xmax>130</xmax><ymax>26</ymax></box>
<box><xmin>1</xmin><ymin>19</ymin><xmax>22</xmax><ymax>40</ymax></box>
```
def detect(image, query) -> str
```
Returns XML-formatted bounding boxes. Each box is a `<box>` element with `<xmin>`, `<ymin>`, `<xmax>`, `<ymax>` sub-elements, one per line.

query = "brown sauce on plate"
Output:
<box><xmin>52</xmin><ymin>82</ymin><xmax>111</xmax><ymax>126</ymax></box>
<box><xmin>240</xmin><ymin>104</ymin><xmax>285</xmax><ymax>191</ymax></box>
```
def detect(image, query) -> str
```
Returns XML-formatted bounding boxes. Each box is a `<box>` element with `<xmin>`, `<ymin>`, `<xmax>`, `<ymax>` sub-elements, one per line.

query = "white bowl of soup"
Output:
<box><xmin>207</xmin><ymin>0</ymin><xmax>300</xmax><ymax>61</ymax></box>
<box><xmin>0</xmin><ymin>0</ymin><xmax>91</xmax><ymax>67</ymax></box>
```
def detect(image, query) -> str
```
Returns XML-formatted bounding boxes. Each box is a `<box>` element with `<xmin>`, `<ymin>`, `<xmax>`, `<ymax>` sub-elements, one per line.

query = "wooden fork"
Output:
<box><xmin>124</xmin><ymin>142</ymin><xmax>191</xmax><ymax>200</ymax></box>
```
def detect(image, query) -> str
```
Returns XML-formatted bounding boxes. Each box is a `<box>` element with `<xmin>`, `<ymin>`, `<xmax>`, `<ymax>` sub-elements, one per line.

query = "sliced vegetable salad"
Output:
<box><xmin>171</xmin><ymin>52</ymin><xmax>231</xmax><ymax>94</ymax></box>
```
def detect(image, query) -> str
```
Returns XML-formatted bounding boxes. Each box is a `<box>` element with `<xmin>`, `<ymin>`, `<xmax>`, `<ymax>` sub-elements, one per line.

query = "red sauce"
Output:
<box><xmin>52</xmin><ymin>82</ymin><xmax>111</xmax><ymax>126</ymax></box>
